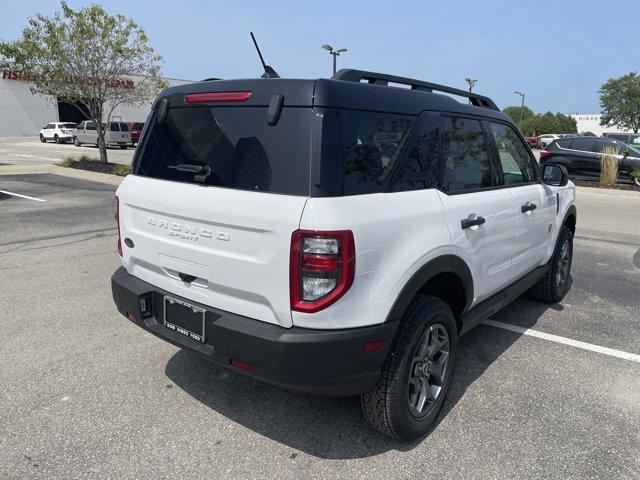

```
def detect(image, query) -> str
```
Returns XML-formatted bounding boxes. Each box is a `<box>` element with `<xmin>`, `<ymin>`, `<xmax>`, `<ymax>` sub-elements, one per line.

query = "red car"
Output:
<box><xmin>524</xmin><ymin>135</ymin><xmax>541</xmax><ymax>149</ymax></box>
<box><xmin>127</xmin><ymin>122</ymin><xmax>145</xmax><ymax>146</ymax></box>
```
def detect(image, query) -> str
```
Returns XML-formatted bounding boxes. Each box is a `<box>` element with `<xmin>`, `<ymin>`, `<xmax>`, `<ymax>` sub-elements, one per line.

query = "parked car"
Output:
<box><xmin>73</xmin><ymin>121</ymin><xmax>132</xmax><ymax>149</ymax></box>
<box><xmin>540</xmin><ymin>136</ymin><xmax>640</xmax><ymax>186</ymax></box>
<box><xmin>39</xmin><ymin>122</ymin><xmax>78</xmax><ymax>143</ymax></box>
<box><xmin>111</xmin><ymin>69</ymin><xmax>576</xmax><ymax>440</ymax></box>
<box><xmin>538</xmin><ymin>134</ymin><xmax>562</xmax><ymax>147</ymax></box>
<box><xmin>603</xmin><ymin>132</ymin><xmax>640</xmax><ymax>148</ymax></box>
<box><xmin>524</xmin><ymin>135</ymin><xmax>540</xmax><ymax>148</ymax></box>
<box><xmin>127</xmin><ymin>122</ymin><xmax>145</xmax><ymax>146</ymax></box>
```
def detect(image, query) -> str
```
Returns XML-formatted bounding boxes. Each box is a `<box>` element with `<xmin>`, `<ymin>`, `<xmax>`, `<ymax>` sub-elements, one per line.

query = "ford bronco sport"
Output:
<box><xmin>111</xmin><ymin>69</ymin><xmax>576</xmax><ymax>440</ymax></box>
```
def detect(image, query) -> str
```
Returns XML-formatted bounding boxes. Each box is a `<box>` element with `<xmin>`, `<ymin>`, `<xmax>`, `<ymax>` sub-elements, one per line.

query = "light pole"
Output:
<box><xmin>322</xmin><ymin>44</ymin><xmax>347</xmax><ymax>75</ymax></box>
<box><xmin>465</xmin><ymin>77</ymin><xmax>477</xmax><ymax>93</ymax></box>
<box><xmin>465</xmin><ymin>78</ymin><xmax>477</xmax><ymax>105</ymax></box>
<box><xmin>515</xmin><ymin>90</ymin><xmax>526</xmax><ymax>129</ymax></box>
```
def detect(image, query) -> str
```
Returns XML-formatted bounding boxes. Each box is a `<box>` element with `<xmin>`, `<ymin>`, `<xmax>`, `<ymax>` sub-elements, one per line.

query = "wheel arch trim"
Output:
<box><xmin>385</xmin><ymin>254</ymin><xmax>473</xmax><ymax>324</ymax></box>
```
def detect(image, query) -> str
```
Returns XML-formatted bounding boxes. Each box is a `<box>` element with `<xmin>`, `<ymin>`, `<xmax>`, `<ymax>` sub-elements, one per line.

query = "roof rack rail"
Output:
<box><xmin>332</xmin><ymin>69</ymin><xmax>500</xmax><ymax>111</ymax></box>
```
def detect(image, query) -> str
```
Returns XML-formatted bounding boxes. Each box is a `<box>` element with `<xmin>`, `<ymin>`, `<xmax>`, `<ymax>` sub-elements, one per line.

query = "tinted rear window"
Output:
<box><xmin>135</xmin><ymin>107</ymin><xmax>312</xmax><ymax>195</ymax></box>
<box><xmin>569</xmin><ymin>138</ymin><xmax>595</xmax><ymax>152</ymax></box>
<box><xmin>440</xmin><ymin>116</ymin><xmax>492</xmax><ymax>192</ymax></box>
<box><xmin>109</xmin><ymin>123</ymin><xmax>120</xmax><ymax>131</ymax></box>
<box><xmin>119</xmin><ymin>123</ymin><xmax>129</xmax><ymax>132</ymax></box>
<box><xmin>339</xmin><ymin>111</ymin><xmax>415</xmax><ymax>195</ymax></box>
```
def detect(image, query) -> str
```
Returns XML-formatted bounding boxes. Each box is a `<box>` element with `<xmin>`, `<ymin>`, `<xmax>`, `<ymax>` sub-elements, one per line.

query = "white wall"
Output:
<box><xmin>0</xmin><ymin>76</ymin><xmax>191</xmax><ymax>137</ymax></box>
<box><xmin>0</xmin><ymin>77</ymin><xmax>58</xmax><ymax>136</ymax></box>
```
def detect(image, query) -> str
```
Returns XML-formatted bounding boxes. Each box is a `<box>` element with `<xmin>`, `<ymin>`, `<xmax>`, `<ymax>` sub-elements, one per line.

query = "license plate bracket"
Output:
<box><xmin>163</xmin><ymin>296</ymin><xmax>205</xmax><ymax>343</ymax></box>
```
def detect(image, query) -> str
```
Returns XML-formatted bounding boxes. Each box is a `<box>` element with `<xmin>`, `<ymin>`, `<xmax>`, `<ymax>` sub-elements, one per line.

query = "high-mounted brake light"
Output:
<box><xmin>290</xmin><ymin>230</ymin><xmax>355</xmax><ymax>313</ymax></box>
<box><xmin>184</xmin><ymin>91</ymin><xmax>252</xmax><ymax>104</ymax></box>
<box><xmin>539</xmin><ymin>149</ymin><xmax>551</xmax><ymax>159</ymax></box>
<box><xmin>115</xmin><ymin>195</ymin><xmax>122</xmax><ymax>256</ymax></box>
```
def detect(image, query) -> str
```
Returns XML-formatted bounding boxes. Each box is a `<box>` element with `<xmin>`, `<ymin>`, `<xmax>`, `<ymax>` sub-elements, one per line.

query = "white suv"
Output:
<box><xmin>111</xmin><ymin>70</ymin><xmax>576</xmax><ymax>440</ymax></box>
<box><xmin>39</xmin><ymin>122</ymin><xmax>77</xmax><ymax>143</ymax></box>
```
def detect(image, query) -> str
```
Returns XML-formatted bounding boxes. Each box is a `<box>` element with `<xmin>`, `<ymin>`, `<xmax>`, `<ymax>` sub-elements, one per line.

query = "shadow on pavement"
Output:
<box><xmin>165</xmin><ymin>295</ymin><xmax>560</xmax><ymax>459</ymax></box>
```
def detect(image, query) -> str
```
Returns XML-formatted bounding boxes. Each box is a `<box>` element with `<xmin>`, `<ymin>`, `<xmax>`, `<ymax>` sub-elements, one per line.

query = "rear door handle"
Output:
<box><xmin>461</xmin><ymin>216</ymin><xmax>486</xmax><ymax>229</ymax></box>
<box><xmin>521</xmin><ymin>202</ymin><xmax>537</xmax><ymax>213</ymax></box>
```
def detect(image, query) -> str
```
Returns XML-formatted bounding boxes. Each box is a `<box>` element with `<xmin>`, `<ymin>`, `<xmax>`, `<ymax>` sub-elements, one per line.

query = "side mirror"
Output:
<box><xmin>622</xmin><ymin>149</ymin><xmax>629</xmax><ymax>158</ymax></box>
<box><xmin>543</xmin><ymin>164</ymin><xmax>569</xmax><ymax>187</ymax></box>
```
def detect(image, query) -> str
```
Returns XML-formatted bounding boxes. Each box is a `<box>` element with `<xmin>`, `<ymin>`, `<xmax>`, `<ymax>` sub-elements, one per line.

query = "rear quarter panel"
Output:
<box><xmin>294</xmin><ymin>189</ymin><xmax>451</xmax><ymax>329</ymax></box>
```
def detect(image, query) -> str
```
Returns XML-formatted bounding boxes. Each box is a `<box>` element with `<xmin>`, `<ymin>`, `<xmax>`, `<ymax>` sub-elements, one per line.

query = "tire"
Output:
<box><xmin>361</xmin><ymin>295</ymin><xmax>458</xmax><ymax>440</ymax></box>
<box><xmin>39</xmin><ymin>134</ymin><xmax>46</xmax><ymax>143</ymax></box>
<box><xmin>54</xmin><ymin>134</ymin><xmax>61</xmax><ymax>144</ymax></box>
<box><xmin>530</xmin><ymin>227</ymin><xmax>573</xmax><ymax>303</ymax></box>
<box><xmin>73</xmin><ymin>136</ymin><xmax>81</xmax><ymax>147</ymax></box>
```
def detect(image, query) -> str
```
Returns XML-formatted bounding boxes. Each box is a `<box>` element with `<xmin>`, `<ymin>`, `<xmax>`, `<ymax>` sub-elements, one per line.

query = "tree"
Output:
<box><xmin>502</xmin><ymin>105</ymin><xmax>534</xmax><ymax>125</ymax></box>
<box><xmin>599</xmin><ymin>72</ymin><xmax>640</xmax><ymax>133</ymax></box>
<box><xmin>0</xmin><ymin>1</ymin><xmax>166</xmax><ymax>162</ymax></box>
<box><xmin>521</xmin><ymin>112</ymin><xmax>577</xmax><ymax>136</ymax></box>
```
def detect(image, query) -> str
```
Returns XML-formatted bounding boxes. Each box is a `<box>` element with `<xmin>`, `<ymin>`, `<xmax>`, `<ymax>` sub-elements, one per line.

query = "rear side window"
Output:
<box><xmin>86</xmin><ymin>122</ymin><xmax>97</xmax><ymax>131</ymax></box>
<box><xmin>440</xmin><ymin>117</ymin><xmax>492</xmax><ymax>192</ymax></box>
<box><xmin>391</xmin><ymin>112</ymin><xmax>441</xmax><ymax>192</ymax></box>
<box><xmin>135</xmin><ymin>107</ymin><xmax>312</xmax><ymax>195</ymax></box>
<box><xmin>487</xmin><ymin>122</ymin><xmax>536</xmax><ymax>185</ymax></box>
<box><xmin>554</xmin><ymin>139</ymin><xmax>571</xmax><ymax>148</ymax></box>
<box><xmin>569</xmin><ymin>138</ymin><xmax>595</xmax><ymax>152</ymax></box>
<box><xmin>340</xmin><ymin>111</ymin><xmax>415</xmax><ymax>195</ymax></box>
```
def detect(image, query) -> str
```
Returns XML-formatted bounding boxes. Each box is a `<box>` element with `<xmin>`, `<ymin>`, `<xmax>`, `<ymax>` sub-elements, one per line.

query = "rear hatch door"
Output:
<box><xmin>117</xmin><ymin>83</ymin><xmax>314</xmax><ymax>327</ymax></box>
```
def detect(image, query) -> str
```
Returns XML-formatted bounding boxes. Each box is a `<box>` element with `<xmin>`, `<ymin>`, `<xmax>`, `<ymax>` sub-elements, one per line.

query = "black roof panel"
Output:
<box><xmin>157</xmin><ymin>74</ymin><xmax>511</xmax><ymax>123</ymax></box>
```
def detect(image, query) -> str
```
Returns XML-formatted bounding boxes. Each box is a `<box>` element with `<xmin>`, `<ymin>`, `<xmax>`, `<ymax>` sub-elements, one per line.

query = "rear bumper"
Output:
<box><xmin>111</xmin><ymin>267</ymin><xmax>397</xmax><ymax>396</ymax></box>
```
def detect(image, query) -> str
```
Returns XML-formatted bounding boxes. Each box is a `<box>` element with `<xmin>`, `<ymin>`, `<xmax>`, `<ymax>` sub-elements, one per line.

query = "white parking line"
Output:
<box><xmin>483</xmin><ymin>319</ymin><xmax>640</xmax><ymax>363</ymax></box>
<box><xmin>0</xmin><ymin>190</ymin><xmax>47</xmax><ymax>202</ymax></box>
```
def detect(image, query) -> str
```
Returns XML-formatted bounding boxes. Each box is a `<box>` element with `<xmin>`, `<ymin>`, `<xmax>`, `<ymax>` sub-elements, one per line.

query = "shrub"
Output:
<box><xmin>112</xmin><ymin>163</ymin><xmax>132</xmax><ymax>176</ymax></box>
<box><xmin>58</xmin><ymin>156</ymin><xmax>76</xmax><ymax>167</ymax></box>
<box><xmin>599</xmin><ymin>146</ymin><xmax>619</xmax><ymax>186</ymax></box>
<box><xmin>632</xmin><ymin>168</ymin><xmax>640</xmax><ymax>185</ymax></box>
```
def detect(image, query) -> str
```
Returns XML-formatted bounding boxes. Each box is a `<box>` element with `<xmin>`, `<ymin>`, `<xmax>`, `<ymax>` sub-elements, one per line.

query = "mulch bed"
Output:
<box><xmin>573</xmin><ymin>180</ymin><xmax>640</xmax><ymax>191</ymax></box>
<box><xmin>63</xmin><ymin>159</ymin><xmax>128</xmax><ymax>176</ymax></box>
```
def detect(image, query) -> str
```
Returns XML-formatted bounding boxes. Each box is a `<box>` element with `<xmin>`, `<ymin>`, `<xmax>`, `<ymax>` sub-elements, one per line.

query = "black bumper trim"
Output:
<box><xmin>111</xmin><ymin>267</ymin><xmax>397</xmax><ymax>396</ymax></box>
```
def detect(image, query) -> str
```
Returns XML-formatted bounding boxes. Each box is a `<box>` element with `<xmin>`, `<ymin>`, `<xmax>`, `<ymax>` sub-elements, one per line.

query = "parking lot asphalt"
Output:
<box><xmin>0</xmin><ymin>174</ymin><xmax>638</xmax><ymax>480</ymax></box>
<box><xmin>0</xmin><ymin>136</ymin><xmax>134</xmax><ymax>167</ymax></box>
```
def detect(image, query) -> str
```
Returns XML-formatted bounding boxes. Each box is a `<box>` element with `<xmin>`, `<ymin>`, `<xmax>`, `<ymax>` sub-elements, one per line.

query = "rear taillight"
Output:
<box><xmin>290</xmin><ymin>230</ymin><xmax>355</xmax><ymax>313</ymax></box>
<box><xmin>540</xmin><ymin>149</ymin><xmax>551</xmax><ymax>159</ymax></box>
<box><xmin>115</xmin><ymin>195</ymin><xmax>122</xmax><ymax>256</ymax></box>
<box><xmin>184</xmin><ymin>91</ymin><xmax>252</xmax><ymax>104</ymax></box>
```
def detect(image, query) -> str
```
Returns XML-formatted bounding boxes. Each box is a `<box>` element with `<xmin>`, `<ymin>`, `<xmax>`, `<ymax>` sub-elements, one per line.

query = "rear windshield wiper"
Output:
<box><xmin>167</xmin><ymin>164</ymin><xmax>212</xmax><ymax>183</ymax></box>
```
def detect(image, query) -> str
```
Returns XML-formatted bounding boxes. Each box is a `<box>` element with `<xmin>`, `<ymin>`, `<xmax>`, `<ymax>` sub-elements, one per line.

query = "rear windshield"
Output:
<box><xmin>62</xmin><ymin>123</ymin><xmax>76</xmax><ymax>128</ymax></box>
<box><xmin>135</xmin><ymin>107</ymin><xmax>312</xmax><ymax>195</ymax></box>
<box><xmin>109</xmin><ymin>122</ymin><xmax>120</xmax><ymax>131</ymax></box>
<box><xmin>119</xmin><ymin>123</ymin><xmax>129</xmax><ymax>132</ymax></box>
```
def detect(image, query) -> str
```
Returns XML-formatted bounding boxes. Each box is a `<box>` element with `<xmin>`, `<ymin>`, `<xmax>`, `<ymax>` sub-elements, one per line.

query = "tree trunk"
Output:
<box><xmin>96</xmin><ymin>121</ymin><xmax>108</xmax><ymax>163</ymax></box>
<box><xmin>97</xmin><ymin>133</ymin><xmax>108</xmax><ymax>163</ymax></box>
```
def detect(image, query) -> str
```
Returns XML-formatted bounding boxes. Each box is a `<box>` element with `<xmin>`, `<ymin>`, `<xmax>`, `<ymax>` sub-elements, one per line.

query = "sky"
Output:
<box><xmin>1</xmin><ymin>0</ymin><xmax>639</xmax><ymax>114</ymax></box>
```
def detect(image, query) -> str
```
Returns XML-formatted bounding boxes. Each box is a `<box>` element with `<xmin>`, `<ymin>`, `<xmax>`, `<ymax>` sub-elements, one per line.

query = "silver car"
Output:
<box><xmin>73</xmin><ymin>121</ymin><xmax>132</xmax><ymax>149</ymax></box>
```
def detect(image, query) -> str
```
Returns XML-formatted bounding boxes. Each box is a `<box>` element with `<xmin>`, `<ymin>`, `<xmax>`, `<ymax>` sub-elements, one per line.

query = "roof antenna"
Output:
<box><xmin>250</xmin><ymin>32</ymin><xmax>280</xmax><ymax>78</ymax></box>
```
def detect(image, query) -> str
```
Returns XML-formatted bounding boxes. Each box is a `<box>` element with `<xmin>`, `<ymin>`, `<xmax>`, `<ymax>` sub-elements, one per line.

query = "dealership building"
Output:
<box><xmin>570</xmin><ymin>113</ymin><xmax>633</xmax><ymax>137</ymax></box>
<box><xmin>0</xmin><ymin>70</ymin><xmax>190</xmax><ymax>137</ymax></box>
